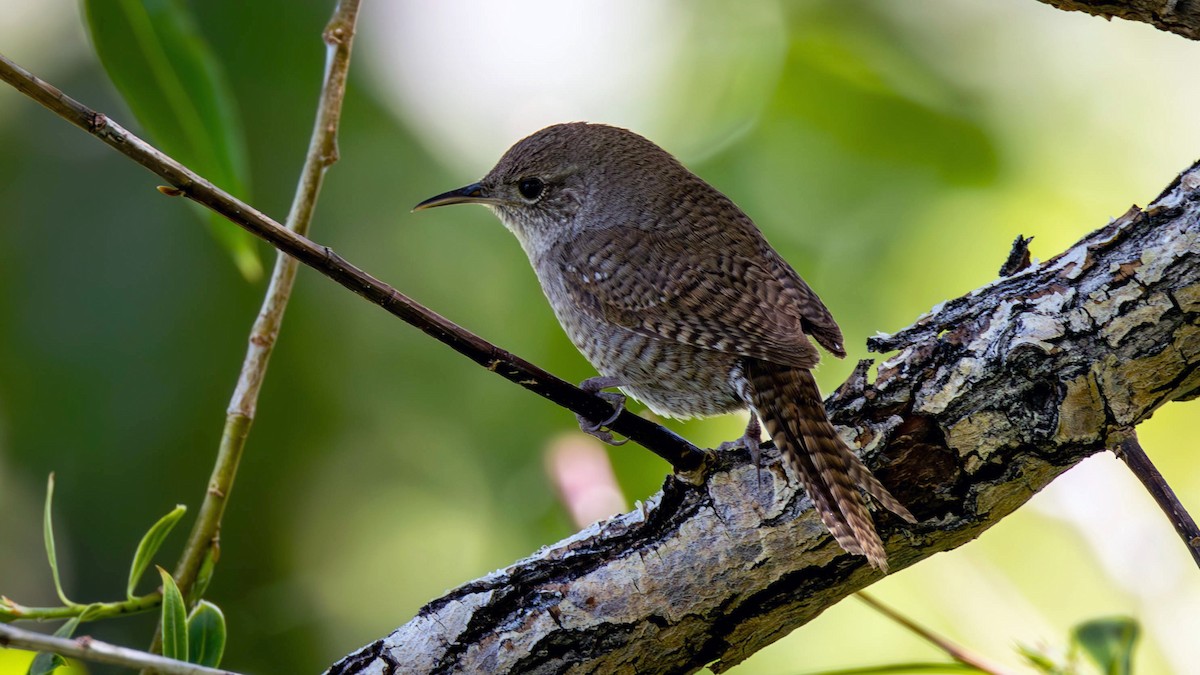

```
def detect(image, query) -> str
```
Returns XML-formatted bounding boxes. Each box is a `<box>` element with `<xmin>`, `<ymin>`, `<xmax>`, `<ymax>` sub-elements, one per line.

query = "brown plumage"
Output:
<box><xmin>415</xmin><ymin>122</ymin><xmax>916</xmax><ymax>570</ymax></box>
<box><xmin>746</xmin><ymin>363</ymin><xmax>914</xmax><ymax>569</ymax></box>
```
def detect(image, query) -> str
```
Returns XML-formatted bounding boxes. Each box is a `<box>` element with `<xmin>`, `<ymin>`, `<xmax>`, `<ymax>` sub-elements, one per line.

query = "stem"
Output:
<box><xmin>0</xmin><ymin>593</ymin><xmax>161</xmax><ymax>622</ymax></box>
<box><xmin>1114</xmin><ymin>433</ymin><xmax>1200</xmax><ymax>568</ymax></box>
<box><xmin>146</xmin><ymin>0</ymin><xmax>362</xmax><ymax>654</ymax></box>
<box><xmin>0</xmin><ymin>622</ymin><xmax>238</xmax><ymax>675</ymax></box>
<box><xmin>0</xmin><ymin>52</ymin><xmax>706</xmax><ymax>472</ymax></box>
<box><xmin>854</xmin><ymin>592</ymin><xmax>1013</xmax><ymax>675</ymax></box>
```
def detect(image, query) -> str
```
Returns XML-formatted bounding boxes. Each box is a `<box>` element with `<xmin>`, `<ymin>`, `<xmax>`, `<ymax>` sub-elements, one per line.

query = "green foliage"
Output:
<box><xmin>6</xmin><ymin>488</ymin><xmax>188</xmax><ymax>623</ymax></box>
<box><xmin>157</xmin><ymin>566</ymin><xmax>188</xmax><ymax>661</ymax></box>
<box><xmin>157</xmin><ymin>569</ymin><xmax>227</xmax><ymax>668</ymax></box>
<box><xmin>1020</xmin><ymin>616</ymin><xmax>1141</xmax><ymax>675</ymax></box>
<box><xmin>25</xmin><ymin>605</ymin><xmax>102</xmax><ymax>674</ymax></box>
<box><xmin>1019</xmin><ymin>643</ymin><xmax>1071</xmax><ymax>675</ymax></box>
<box><xmin>1074</xmin><ymin>617</ymin><xmax>1139</xmax><ymax>675</ymax></box>
<box><xmin>189</xmin><ymin>545</ymin><xmax>218</xmax><ymax>606</ymax></box>
<box><xmin>127</xmin><ymin>504</ymin><xmax>187</xmax><ymax>599</ymax></box>
<box><xmin>82</xmin><ymin>0</ymin><xmax>260</xmax><ymax>279</ymax></box>
<box><xmin>2</xmin><ymin>2</ymin><xmax>1192</xmax><ymax>673</ymax></box>
<box><xmin>26</xmin><ymin>617</ymin><xmax>79</xmax><ymax>675</ymax></box>
<box><xmin>41</xmin><ymin>474</ymin><xmax>72</xmax><ymax>607</ymax></box>
<box><xmin>187</xmin><ymin>600</ymin><xmax>227</xmax><ymax>668</ymax></box>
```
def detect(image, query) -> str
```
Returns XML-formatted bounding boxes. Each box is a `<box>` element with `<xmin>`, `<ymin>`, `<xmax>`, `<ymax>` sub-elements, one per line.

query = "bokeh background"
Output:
<box><xmin>2</xmin><ymin>0</ymin><xmax>1198</xmax><ymax>673</ymax></box>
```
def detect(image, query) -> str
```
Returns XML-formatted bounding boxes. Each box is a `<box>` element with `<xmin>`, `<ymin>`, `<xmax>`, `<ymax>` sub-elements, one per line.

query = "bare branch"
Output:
<box><xmin>0</xmin><ymin>623</ymin><xmax>239</xmax><ymax>675</ymax></box>
<box><xmin>0</xmin><ymin>51</ymin><xmax>705</xmax><ymax>473</ymax></box>
<box><xmin>4</xmin><ymin>12</ymin><xmax>1199</xmax><ymax>671</ymax></box>
<box><xmin>1033</xmin><ymin>0</ymin><xmax>1200</xmax><ymax>40</ymax></box>
<box><xmin>163</xmin><ymin>0</ymin><xmax>361</xmax><ymax>613</ymax></box>
<box><xmin>1115</xmin><ymin>433</ymin><xmax>1200</xmax><ymax>567</ymax></box>
<box><xmin>855</xmin><ymin>593</ymin><xmax>1013</xmax><ymax>675</ymax></box>
<box><xmin>327</xmin><ymin>163</ymin><xmax>1200</xmax><ymax>673</ymax></box>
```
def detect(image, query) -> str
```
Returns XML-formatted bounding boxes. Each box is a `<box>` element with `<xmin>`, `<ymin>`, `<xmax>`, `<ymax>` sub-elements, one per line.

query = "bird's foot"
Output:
<box><xmin>577</xmin><ymin>376</ymin><xmax>628</xmax><ymax>446</ymax></box>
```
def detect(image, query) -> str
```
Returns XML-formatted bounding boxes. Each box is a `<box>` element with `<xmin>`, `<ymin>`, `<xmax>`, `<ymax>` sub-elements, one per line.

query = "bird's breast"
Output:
<box><xmin>534</xmin><ymin>271</ymin><xmax>744</xmax><ymax>419</ymax></box>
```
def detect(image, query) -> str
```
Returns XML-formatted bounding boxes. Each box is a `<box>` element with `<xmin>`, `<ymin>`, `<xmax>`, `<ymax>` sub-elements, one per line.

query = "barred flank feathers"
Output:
<box><xmin>746</xmin><ymin>361</ymin><xmax>915</xmax><ymax>571</ymax></box>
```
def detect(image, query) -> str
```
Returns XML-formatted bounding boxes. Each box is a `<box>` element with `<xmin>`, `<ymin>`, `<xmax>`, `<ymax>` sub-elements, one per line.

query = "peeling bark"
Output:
<box><xmin>1033</xmin><ymin>0</ymin><xmax>1200</xmax><ymax>40</ymax></box>
<box><xmin>328</xmin><ymin>162</ymin><xmax>1200</xmax><ymax>674</ymax></box>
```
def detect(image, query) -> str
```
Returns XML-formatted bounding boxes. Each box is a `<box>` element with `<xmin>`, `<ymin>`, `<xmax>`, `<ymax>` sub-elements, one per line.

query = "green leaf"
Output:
<box><xmin>83</xmin><ymin>0</ymin><xmax>261</xmax><ymax>280</ymax></box>
<box><xmin>189</xmin><ymin>544</ymin><xmax>218</xmax><ymax>605</ymax></box>
<box><xmin>42</xmin><ymin>474</ymin><xmax>72</xmax><ymax>607</ymax></box>
<box><xmin>187</xmin><ymin>600</ymin><xmax>227</xmax><ymax>667</ymax></box>
<box><xmin>1017</xmin><ymin>643</ymin><xmax>1069</xmax><ymax>675</ymax></box>
<box><xmin>26</xmin><ymin>653</ymin><xmax>68</xmax><ymax>675</ymax></box>
<box><xmin>127</xmin><ymin>504</ymin><xmax>187</xmax><ymax>599</ymax></box>
<box><xmin>1073</xmin><ymin>617</ymin><xmax>1139</xmax><ymax>675</ymax></box>
<box><xmin>157</xmin><ymin>566</ymin><xmax>188</xmax><ymax>661</ymax></box>
<box><xmin>27</xmin><ymin>617</ymin><xmax>80</xmax><ymax>675</ymax></box>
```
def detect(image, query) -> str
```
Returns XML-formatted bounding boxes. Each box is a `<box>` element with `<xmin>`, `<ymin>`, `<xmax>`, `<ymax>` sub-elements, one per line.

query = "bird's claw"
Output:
<box><xmin>577</xmin><ymin>421</ymin><xmax>629</xmax><ymax>446</ymax></box>
<box><xmin>577</xmin><ymin>377</ymin><xmax>628</xmax><ymax>446</ymax></box>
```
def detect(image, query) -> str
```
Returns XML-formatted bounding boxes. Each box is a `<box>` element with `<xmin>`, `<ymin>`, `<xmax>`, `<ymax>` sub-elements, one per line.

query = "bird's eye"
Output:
<box><xmin>517</xmin><ymin>177</ymin><xmax>545</xmax><ymax>201</ymax></box>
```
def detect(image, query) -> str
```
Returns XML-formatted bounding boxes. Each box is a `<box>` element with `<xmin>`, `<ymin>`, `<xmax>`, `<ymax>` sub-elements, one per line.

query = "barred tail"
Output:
<box><xmin>745</xmin><ymin>361</ymin><xmax>915</xmax><ymax>571</ymax></box>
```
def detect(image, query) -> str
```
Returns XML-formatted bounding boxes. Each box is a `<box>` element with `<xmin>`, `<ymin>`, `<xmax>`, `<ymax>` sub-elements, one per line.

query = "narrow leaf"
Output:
<box><xmin>127</xmin><ymin>504</ymin><xmax>187</xmax><ymax>599</ymax></box>
<box><xmin>189</xmin><ymin>544</ymin><xmax>218</xmax><ymax>605</ymax></box>
<box><xmin>26</xmin><ymin>653</ymin><xmax>68</xmax><ymax>675</ymax></box>
<box><xmin>42</xmin><ymin>474</ymin><xmax>72</xmax><ymax>607</ymax></box>
<box><xmin>1073</xmin><ymin>617</ymin><xmax>1139</xmax><ymax>675</ymax></box>
<box><xmin>83</xmin><ymin>0</ymin><xmax>261</xmax><ymax>279</ymax></box>
<box><xmin>157</xmin><ymin>566</ymin><xmax>188</xmax><ymax>661</ymax></box>
<box><xmin>187</xmin><ymin>600</ymin><xmax>227</xmax><ymax>667</ymax></box>
<box><xmin>27</xmin><ymin>617</ymin><xmax>80</xmax><ymax>675</ymax></box>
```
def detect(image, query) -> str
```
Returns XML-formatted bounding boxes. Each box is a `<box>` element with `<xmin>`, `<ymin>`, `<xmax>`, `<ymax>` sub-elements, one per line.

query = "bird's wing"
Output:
<box><xmin>555</xmin><ymin>217</ymin><xmax>844</xmax><ymax>370</ymax></box>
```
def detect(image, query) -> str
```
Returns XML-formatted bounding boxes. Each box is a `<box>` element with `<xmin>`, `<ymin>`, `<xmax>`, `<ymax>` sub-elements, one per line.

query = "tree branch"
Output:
<box><xmin>1034</xmin><ymin>0</ymin><xmax>1200</xmax><ymax>40</ymax></box>
<box><xmin>0</xmin><ymin>623</ymin><xmax>239</xmax><ymax>675</ymax></box>
<box><xmin>144</xmin><ymin>0</ymin><xmax>363</xmax><ymax>659</ymax></box>
<box><xmin>854</xmin><ymin>592</ymin><xmax>1013</xmax><ymax>675</ymax></box>
<box><xmin>1115</xmin><ymin>433</ymin><xmax>1200</xmax><ymax>567</ymax></box>
<box><xmin>165</xmin><ymin>0</ymin><xmax>359</xmax><ymax>616</ymax></box>
<box><xmin>0</xmin><ymin>51</ymin><xmax>705</xmax><ymax>473</ymax></box>
<box><xmin>3</xmin><ymin>25</ymin><xmax>1198</xmax><ymax>675</ymax></box>
<box><xmin>326</xmin><ymin>164</ymin><xmax>1200</xmax><ymax>673</ymax></box>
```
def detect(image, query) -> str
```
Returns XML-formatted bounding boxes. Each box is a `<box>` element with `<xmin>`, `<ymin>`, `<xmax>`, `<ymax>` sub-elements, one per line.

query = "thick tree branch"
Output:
<box><xmin>327</xmin><ymin>163</ymin><xmax>1200</xmax><ymax>674</ymax></box>
<box><xmin>3</xmin><ymin>31</ymin><xmax>1198</xmax><ymax>675</ymax></box>
<box><xmin>0</xmin><ymin>52</ymin><xmax>704</xmax><ymax>472</ymax></box>
<box><xmin>1034</xmin><ymin>0</ymin><xmax>1200</xmax><ymax>40</ymax></box>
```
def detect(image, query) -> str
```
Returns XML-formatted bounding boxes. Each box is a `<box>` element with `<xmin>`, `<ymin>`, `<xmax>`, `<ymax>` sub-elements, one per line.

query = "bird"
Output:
<box><xmin>414</xmin><ymin>122</ymin><xmax>915</xmax><ymax>570</ymax></box>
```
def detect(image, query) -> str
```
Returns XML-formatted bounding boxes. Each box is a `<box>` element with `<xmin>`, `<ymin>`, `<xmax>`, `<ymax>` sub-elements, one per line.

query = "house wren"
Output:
<box><xmin>415</xmin><ymin>122</ymin><xmax>915</xmax><ymax>570</ymax></box>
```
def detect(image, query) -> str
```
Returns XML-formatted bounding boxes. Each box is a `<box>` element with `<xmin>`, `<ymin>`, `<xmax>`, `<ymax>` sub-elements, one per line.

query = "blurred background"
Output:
<box><xmin>1</xmin><ymin>0</ymin><xmax>1198</xmax><ymax>673</ymax></box>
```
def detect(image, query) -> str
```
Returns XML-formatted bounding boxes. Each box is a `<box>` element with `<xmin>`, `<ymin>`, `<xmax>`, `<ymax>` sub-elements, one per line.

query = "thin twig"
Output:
<box><xmin>854</xmin><ymin>593</ymin><xmax>1014</xmax><ymax>675</ymax></box>
<box><xmin>0</xmin><ymin>51</ymin><xmax>705</xmax><ymax>472</ymax></box>
<box><xmin>165</xmin><ymin>0</ymin><xmax>360</xmax><ymax>618</ymax></box>
<box><xmin>1115</xmin><ymin>433</ymin><xmax>1200</xmax><ymax>568</ymax></box>
<box><xmin>0</xmin><ymin>623</ymin><xmax>239</xmax><ymax>675</ymax></box>
<box><xmin>800</xmin><ymin>664</ymin><xmax>982</xmax><ymax>675</ymax></box>
<box><xmin>145</xmin><ymin>0</ymin><xmax>362</xmax><ymax>660</ymax></box>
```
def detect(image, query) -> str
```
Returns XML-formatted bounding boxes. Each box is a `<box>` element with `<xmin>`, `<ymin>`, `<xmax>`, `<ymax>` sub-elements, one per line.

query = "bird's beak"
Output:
<box><xmin>412</xmin><ymin>182</ymin><xmax>496</xmax><ymax>211</ymax></box>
